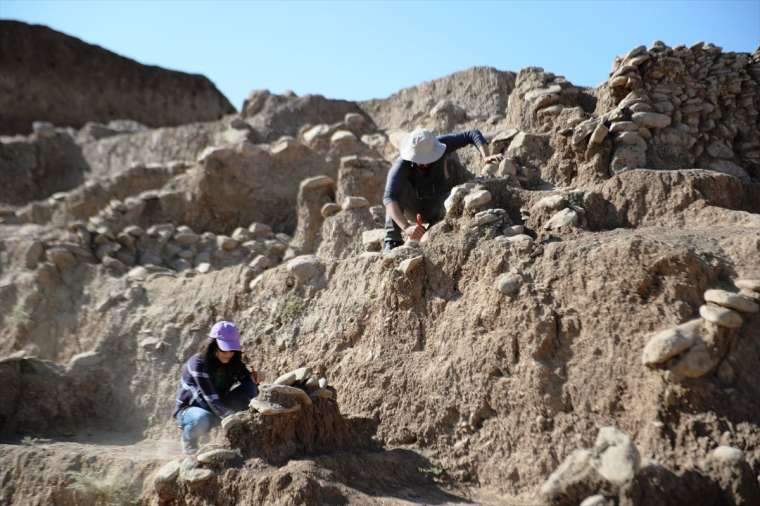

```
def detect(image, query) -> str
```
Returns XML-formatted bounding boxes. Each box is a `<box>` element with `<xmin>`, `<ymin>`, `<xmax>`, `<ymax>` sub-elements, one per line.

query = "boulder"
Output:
<box><xmin>544</xmin><ymin>208</ymin><xmax>579</xmax><ymax>230</ymax></box>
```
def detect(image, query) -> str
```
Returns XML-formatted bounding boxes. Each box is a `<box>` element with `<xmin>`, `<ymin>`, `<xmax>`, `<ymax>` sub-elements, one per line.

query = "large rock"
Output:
<box><xmin>335</xmin><ymin>156</ymin><xmax>388</xmax><ymax>205</ymax></box>
<box><xmin>291</xmin><ymin>176</ymin><xmax>335</xmax><ymax>254</ymax></box>
<box><xmin>0</xmin><ymin>21</ymin><xmax>234</xmax><ymax>135</ymax></box>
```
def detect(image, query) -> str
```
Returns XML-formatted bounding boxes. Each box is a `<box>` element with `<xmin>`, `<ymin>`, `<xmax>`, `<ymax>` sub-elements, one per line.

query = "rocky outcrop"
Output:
<box><xmin>0</xmin><ymin>21</ymin><xmax>235</xmax><ymax>135</ymax></box>
<box><xmin>359</xmin><ymin>66</ymin><xmax>516</xmax><ymax>131</ymax></box>
<box><xmin>242</xmin><ymin>90</ymin><xmax>368</xmax><ymax>141</ymax></box>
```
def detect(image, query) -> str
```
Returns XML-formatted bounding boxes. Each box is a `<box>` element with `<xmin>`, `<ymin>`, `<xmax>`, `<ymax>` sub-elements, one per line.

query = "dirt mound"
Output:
<box><xmin>0</xmin><ymin>21</ymin><xmax>235</xmax><ymax>135</ymax></box>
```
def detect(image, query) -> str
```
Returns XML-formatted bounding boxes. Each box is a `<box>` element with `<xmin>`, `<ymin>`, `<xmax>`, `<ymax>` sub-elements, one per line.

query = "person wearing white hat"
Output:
<box><xmin>382</xmin><ymin>127</ymin><xmax>502</xmax><ymax>250</ymax></box>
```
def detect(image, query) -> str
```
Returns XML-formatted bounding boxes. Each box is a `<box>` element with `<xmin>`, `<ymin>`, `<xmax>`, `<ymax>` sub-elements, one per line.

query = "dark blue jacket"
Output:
<box><xmin>383</xmin><ymin>130</ymin><xmax>487</xmax><ymax>206</ymax></box>
<box><xmin>173</xmin><ymin>353</ymin><xmax>258</xmax><ymax>419</ymax></box>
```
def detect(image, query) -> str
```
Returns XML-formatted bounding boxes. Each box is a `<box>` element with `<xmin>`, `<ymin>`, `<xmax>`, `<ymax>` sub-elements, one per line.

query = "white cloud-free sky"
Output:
<box><xmin>3</xmin><ymin>0</ymin><xmax>759</xmax><ymax>110</ymax></box>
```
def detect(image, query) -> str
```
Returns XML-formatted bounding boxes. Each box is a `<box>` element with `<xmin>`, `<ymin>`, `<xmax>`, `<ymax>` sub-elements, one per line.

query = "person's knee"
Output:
<box><xmin>186</xmin><ymin>410</ymin><xmax>215</xmax><ymax>436</ymax></box>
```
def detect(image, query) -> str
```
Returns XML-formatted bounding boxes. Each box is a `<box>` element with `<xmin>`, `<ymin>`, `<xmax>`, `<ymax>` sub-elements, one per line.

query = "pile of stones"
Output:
<box><xmin>578</xmin><ymin>42</ymin><xmax>759</xmax><ymax>177</ymax></box>
<box><xmin>642</xmin><ymin>279</ymin><xmax>759</xmax><ymax>380</ymax></box>
<box><xmin>41</xmin><ymin>219</ymin><xmax>290</xmax><ymax>278</ymax></box>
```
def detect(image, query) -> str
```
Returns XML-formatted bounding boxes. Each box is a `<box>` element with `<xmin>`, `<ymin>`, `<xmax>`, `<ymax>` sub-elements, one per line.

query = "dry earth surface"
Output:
<box><xmin>1</xmin><ymin>25</ymin><xmax>759</xmax><ymax>506</ymax></box>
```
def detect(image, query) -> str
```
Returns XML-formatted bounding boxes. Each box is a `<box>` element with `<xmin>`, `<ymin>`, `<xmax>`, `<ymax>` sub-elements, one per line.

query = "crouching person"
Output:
<box><xmin>173</xmin><ymin>321</ymin><xmax>259</xmax><ymax>455</ymax></box>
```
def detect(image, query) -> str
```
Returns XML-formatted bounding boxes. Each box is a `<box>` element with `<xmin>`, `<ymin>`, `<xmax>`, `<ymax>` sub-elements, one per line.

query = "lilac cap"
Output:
<box><xmin>208</xmin><ymin>321</ymin><xmax>241</xmax><ymax>351</ymax></box>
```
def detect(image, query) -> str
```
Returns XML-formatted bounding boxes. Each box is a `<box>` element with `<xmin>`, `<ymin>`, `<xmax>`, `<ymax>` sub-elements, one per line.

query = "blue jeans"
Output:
<box><xmin>176</xmin><ymin>407</ymin><xmax>218</xmax><ymax>453</ymax></box>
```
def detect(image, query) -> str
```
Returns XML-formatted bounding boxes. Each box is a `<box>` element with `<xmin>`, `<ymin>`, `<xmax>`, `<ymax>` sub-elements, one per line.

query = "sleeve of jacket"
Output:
<box><xmin>382</xmin><ymin>157</ymin><xmax>406</xmax><ymax>205</ymax></box>
<box><xmin>187</xmin><ymin>356</ymin><xmax>231</xmax><ymax>418</ymax></box>
<box><xmin>439</xmin><ymin>130</ymin><xmax>488</xmax><ymax>156</ymax></box>
<box><xmin>236</xmin><ymin>364</ymin><xmax>259</xmax><ymax>399</ymax></box>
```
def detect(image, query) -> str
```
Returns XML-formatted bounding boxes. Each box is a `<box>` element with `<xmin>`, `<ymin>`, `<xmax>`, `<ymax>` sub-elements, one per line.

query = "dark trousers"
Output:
<box><xmin>384</xmin><ymin>193</ymin><xmax>447</xmax><ymax>244</ymax></box>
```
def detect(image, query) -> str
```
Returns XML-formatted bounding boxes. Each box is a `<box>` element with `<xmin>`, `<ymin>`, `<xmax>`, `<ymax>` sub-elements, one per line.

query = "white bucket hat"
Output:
<box><xmin>400</xmin><ymin>128</ymin><xmax>446</xmax><ymax>165</ymax></box>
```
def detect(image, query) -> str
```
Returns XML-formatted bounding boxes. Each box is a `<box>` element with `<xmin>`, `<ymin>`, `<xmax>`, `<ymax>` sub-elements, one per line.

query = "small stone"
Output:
<box><xmin>318</xmin><ymin>377</ymin><xmax>327</xmax><ymax>389</ymax></box>
<box><xmin>735</xmin><ymin>279</ymin><xmax>760</xmax><ymax>292</ymax></box>
<box><xmin>699</xmin><ymin>304</ymin><xmax>743</xmax><ymax>329</ymax></box>
<box><xmin>670</xmin><ymin>339</ymin><xmax>721</xmax><ymax>379</ymax></box>
<box><xmin>310</xmin><ymin>388</ymin><xmax>336</xmax><ymax>400</ymax></box>
<box><xmin>482</xmin><ymin>161</ymin><xmax>498</xmax><ymax>176</ymax></box>
<box><xmin>231</xmin><ymin>227</ymin><xmax>250</xmax><ymax>242</ymax></box>
<box><xmin>594</xmin><ymin>426</ymin><xmax>640</xmax><ymax>486</ymax></box>
<box><xmin>704</xmin><ymin>289</ymin><xmax>758</xmax><ymax>313</ymax></box>
<box><xmin>25</xmin><ymin>241</ymin><xmax>44</xmax><ymax>269</ymax></box>
<box><xmin>496</xmin><ymin>273</ymin><xmax>522</xmax><ymax>295</ymax></box>
<box><xmin>46</xmin><ymin>247</ymin><xmax>76</xmax><ymax>270</ymax></box>
<box><xmin>249</xmin><ymin>399</ymin><xmax>300</xmax><ymax>415</ymax></box>
<box><xmin>300</xmin><ymin>175</ymin><xmax>335</xmax><ymax>191</ymax></box>
<box><xmin>127</xmin><ymin>266</ymin><xmax>148</xmax><ymax>282</ymax></box>
<box><xmin>123</xmin><ymin>225</ymin><xmax>145</xmax><ymax>237</ymax></box>
<box><xmin>398</xmin><ymin>255</ymin><xmax>424</xmax><ymax>275</ymax></box>
<box><xmin>544</xmin><ymin>208</ymin><xmax>579</xmax><ymax>230</ymax></box>
<box><xmin>330</xmin><ymin>130</ymin><xmax>356</xmax><ymax>145</ymax></box>
<box><xmin>531</xmin><ymin>194</ymin><xmax>567</xmax><ymax>213</ymax></box>
<box><xmin>710</xmin><ymin>446</ymin><xmax>744</xmax><ymax>464</ymax></box>
<box><xmin>196</xmin><ymin>262</ymin><xmax>211</xmax><ymax>274</ymax></box>
<box><xmin>274</xmin><ymin>366</ymin><xmax>311</xmax><ymax>385</ymax></box>
<box><xmin>139</xmin><ymin>337</ymin><xmax>162</xmax><ymax>351</ymax></box>
<box><xmin>287</xmin><ymin>255</ymin><xmax>323</xmax><ymax>282</ymax></box>
<box><xmin>221</xmin><ymin>411</ymin><xmax>248</xmax><ymax>432</ymax></box>
<box><xmin>174</xmin><ymin>232</ymin><xmax>199</xmax><ymax>246</ymax></box>
<box><xmin>503</xmin><ymin>225</ymin><xmax>525</xmax><ymax>236</ymax></box>
<box><xmin>249</xmin><ymin>255</ymin><xmax>270</xmax><ymax>272</ymax></box>
<box><xmin>739</xmin><ymin>289</ymin><xmax>760</xmax><ymax>301</ymax></box>
<box><xmin>341</xmin><ymin>196</ymin><xmax>370</xmax><ymax>210</ymax></box>
<box><xmin>641</xmin><ymin>319</ymin><xmax>701</xmax><ymax>366</ymax></box>
<box><xmin>321</xmin><ymin>202</ymin><xmax>341</xmax><ymax>218</ymax></box>
<box><xmin>444</xmin><ymin>185</ymin><xmax>469</xmax><ymax>215</ymax></box>
<box><xmin>631</xmin><ymin>112</ymin><xmax>672</xmax><ymax>129</ymax></box>
<box><xmin>471</xmin><ymin>208</ymin><xmax>506</xmax><ymax>227</ymax></box>
<box><xmin>580</xmin><ymin>496</ymin><xmax>608</xmax><ymax>506</ymax></box>
<box><xmin>463</xmin><ymin>190</ymin><xmax>492</xmax><ymax>211</ymax></box>
<box><xmin>589</xmin><ymin>123</ymin><xmax>609</xmax><ymax>145</ymax></box>
<box><xmin>196</xmin><ymin>449</ymin><xmax>238</xmax><ymax>466</ymax></box>
<box><xmin>217</xmin><ymin>236</ymin><xmax>239</xmax><ymax>251</ymax></box>
<box><xmin>248</xmin><ymin>223</ymin><xmax>272</xmax><ymax>238</ymax></box>
<box><xmin>505</xmin><ymin>234</ymin><xmax>533</xmax><ymax>244</ymax></box>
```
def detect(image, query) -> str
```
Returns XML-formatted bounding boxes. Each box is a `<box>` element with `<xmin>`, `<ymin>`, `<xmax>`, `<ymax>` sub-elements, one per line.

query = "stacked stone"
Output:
<box><xmin>584</xmin><ymin>42</ymin><xmax>759</xmax><ymax>176</ymax></box>
<box><xmin>62</xmin><ymin>216</ymin><xmax>289</xmax><ymax>277</ymax></box>
<box><xmin>506</xmin><ymin>67</ymin><xmax>586</xmax><ymax>133</ymax></box>
<box><xmin>485</xmin><ymin>128</ymin><xmax>544</xmax><ymax>187</ymax></box>
<box><xmin>247</xmin><ymin>366</ymin><xmax>335</xmax><ymax>416</ymax></box>
<box><xmin>298</xmin><ymin>111</ymin><xmax>376</xmax><ymax>155</ymax></box>
<box><xmin>642</xmin><ymin>280</ymin><xmax>759</xmax><ymax>380</ymax></box>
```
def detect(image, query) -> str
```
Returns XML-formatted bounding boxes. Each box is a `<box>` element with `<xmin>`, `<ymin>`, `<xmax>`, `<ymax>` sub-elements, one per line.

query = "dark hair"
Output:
<box><xmin>197</xmin><ymin>338</ymin><xmax>245</xmax><ymax>375</ymax></box>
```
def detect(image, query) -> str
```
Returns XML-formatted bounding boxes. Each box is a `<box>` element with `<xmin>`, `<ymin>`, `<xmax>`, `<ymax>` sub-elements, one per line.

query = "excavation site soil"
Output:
<box><xmin>1</xmin><ymin>22</ymin><xmax>759</xmax><ymax>506</ymax></box>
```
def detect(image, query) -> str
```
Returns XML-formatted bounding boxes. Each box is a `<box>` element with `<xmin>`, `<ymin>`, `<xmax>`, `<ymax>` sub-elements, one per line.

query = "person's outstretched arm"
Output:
<box><xmin>439</xmin><ymin>130</ymin><xmax>501</xmax><ymax>163</ymax></box>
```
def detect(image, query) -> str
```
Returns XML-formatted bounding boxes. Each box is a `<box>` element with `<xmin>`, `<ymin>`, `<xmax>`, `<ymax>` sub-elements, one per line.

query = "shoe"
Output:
<box><xmin>383</xmin><ymin>240</ymin><xmax>403</xmax><ymax>252</ymax></box>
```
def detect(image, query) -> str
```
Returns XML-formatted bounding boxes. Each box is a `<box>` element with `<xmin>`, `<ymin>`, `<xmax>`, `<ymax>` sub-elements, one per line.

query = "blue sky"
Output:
<box><xmin>3</xmin><ymin>0</ymin><xmax>758</xmax><ymax>110</ymax></box>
